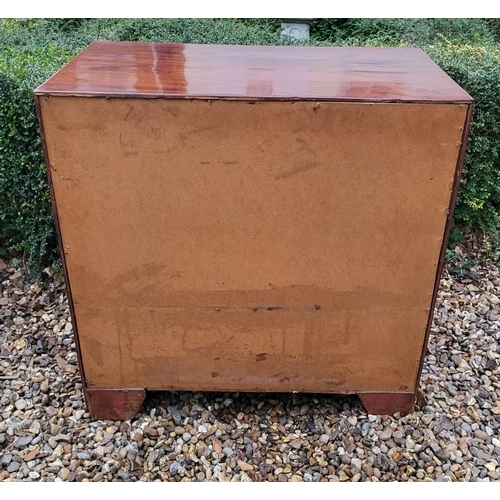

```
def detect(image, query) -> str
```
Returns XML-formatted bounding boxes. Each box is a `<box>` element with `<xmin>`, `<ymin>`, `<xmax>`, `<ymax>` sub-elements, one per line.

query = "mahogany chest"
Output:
<box><xmin>35</xmin><ymin>41</ymin><xmax>472</xmax><ymax>419</ymax></box>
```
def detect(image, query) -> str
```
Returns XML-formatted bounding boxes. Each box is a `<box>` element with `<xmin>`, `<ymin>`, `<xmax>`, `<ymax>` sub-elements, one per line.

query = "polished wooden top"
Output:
<box><xmin>35</xmin><ymin>40</ymin><xmax>472</xmax><ymax>102</ymax></box>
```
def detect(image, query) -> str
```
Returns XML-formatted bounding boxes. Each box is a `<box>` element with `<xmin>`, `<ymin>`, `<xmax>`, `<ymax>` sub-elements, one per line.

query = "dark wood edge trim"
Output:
<box><xmin>414</xmin><ymin>102</ymin><xmax>474</xmax><ymax>388</ymax></box>
<box><xmin>85</xmin><ymin>388</ymin><xmax>146</xmax><ymax>420</ymax></box>
<box><xmin>34</xmin><ymin>94</ymin><xmax>88</xmax><ymax>397</ymax></box>
<box><xmin>33</xmin><ymin>92</ymin><xmax>473</xmax><ymax>105</ymax></box>
<box><xmin>357</xmin><ymin>391</ymin><xmax>416</xmax><ymax>416</ymax></box>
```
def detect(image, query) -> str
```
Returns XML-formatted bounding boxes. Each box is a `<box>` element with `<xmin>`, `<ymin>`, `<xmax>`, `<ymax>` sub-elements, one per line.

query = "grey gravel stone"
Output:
<box><xmin>14</xmin><ymin>399</ymin><xmax>28</xmax><ymax>410</ymax></box>
<box><xmin>430</xmin><ymin>443</ymin><xmax>442</xmax><ymax>455</ymax></box>
<box><xmin>421</xmin><ymin>414</ymin><xmax>433</xmax><ymax>425</ymax></box>
<box><xmin>361</xmin><ymin>422</ymin><xmax>371</xmax><ymax>437</ymax></box>
<box><xmin>7</xmin><ymin>461</ymin><xmax>20</xmax><ymax>473</ymax></box>
<box><xmin>167</xmin><ymin>406</ymin><xmax>182</xmax><ymax>425</ymax></box>
<box><xmin>477</xmin><ymin>450</ymin><xmax>491</xmax><ymax>461</ymax></box>
<box><xmin>461</xmin><ymin>422</ymin><xmax>472</xmax><ymax>433</ymax></box>
<box><xmin>117</xmin><ymin>469</ymin><xmax>130</xmax><ymax>481</ymax></box>
<box><xmin>14</xmin><ymin>435</ymin><xmax>33</xmax><ymax>448</ymax></box>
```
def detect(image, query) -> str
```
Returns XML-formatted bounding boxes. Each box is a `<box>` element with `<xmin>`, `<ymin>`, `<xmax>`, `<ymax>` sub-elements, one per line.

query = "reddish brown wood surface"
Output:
<box><xmin>358</xmin><ymin>392</ymin><xmax>416</xmax><ymax>416</ymax></box>
<box><xmin>35</xmin><ymin>41</ymin><xmax>472</xmax><ymax>102</ymax></box>
<box><xmin>85</xmin><ymin>388</ymin><xmax>145</xmax><ymax>420</ymax></box>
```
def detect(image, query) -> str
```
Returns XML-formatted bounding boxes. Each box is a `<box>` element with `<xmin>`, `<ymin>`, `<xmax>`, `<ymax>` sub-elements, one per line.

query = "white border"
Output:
<box><xmin>2</xmin><ymin>2</ymin><xmax>500</xmax><ymax>19</ymax></box>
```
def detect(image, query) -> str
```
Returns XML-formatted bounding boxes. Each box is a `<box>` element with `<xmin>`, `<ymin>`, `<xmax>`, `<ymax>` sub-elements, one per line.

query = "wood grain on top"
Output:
<box><xmin>35</xmin><ymin>41</ymin><xmax>472</xmax><ymax>102</ymax></box>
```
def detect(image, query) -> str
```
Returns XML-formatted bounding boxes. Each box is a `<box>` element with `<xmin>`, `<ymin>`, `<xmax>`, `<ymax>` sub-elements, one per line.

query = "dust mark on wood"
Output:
<box><xmin>275</xmin><ymin>161</ymin><xmax>320</xmax><ymax>180</ymax></box>
<box><xmin>86</xmin><ymin>338</ymin><xmax>103</xmax><ymax>367</ymax></box>
<box><xmin>163</xmin><ymin>106</ymin><xmax>179</xmax><ymax>117</ymax></box>
<box><xmin>124</xmin><ymin>106</ymin><xmax>135</xmax><ymax>122</ymax></box>
<box><xmin>295</xmin><ymin>137</ymin><xmax>309</xmax><ymax>152</ymax></box>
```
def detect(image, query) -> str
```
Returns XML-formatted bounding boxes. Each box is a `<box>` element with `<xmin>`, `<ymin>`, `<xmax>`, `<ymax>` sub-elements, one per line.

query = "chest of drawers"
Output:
<box><xmin>35</xmin><ymin>41</ymin><xmax>472</xmax><ymax>419</ymax></box>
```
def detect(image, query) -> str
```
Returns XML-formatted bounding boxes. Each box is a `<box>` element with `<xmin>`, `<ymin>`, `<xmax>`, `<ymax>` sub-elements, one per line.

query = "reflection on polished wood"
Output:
<box><xmin>35</xmin><ymin>41</ymin><xmax>471</xmax><ymax>102</ymax></box>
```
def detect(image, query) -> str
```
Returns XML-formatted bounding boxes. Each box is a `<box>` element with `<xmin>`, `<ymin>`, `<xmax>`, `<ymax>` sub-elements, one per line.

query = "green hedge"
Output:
<box><xmin>426</xmin><ymin>40</ymin><xmax>500</xmax><ymax>236</ymax></box>
<box><xmin>0</xmin><ymin>38</ymin><xmax>83</xmax><ymax>273</ymax></box>
<box><xmin>1</xmin><ymin>18</ymin><xmax>500</xmax><ymax>275</ymax></box>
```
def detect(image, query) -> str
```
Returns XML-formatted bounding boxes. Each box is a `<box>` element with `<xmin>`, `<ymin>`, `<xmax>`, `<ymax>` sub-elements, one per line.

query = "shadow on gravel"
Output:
<box><xmin>141</xmin><ymin>390</ymin><xmax>363</xmax><ymax>426</ymax></box>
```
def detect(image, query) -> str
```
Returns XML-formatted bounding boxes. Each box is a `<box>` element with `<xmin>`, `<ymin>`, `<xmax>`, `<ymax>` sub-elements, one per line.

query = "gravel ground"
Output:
<box><xmin>1</xmin><ymin>233</ymin><xmax>500</xmax><ymax>482</ymax></box>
